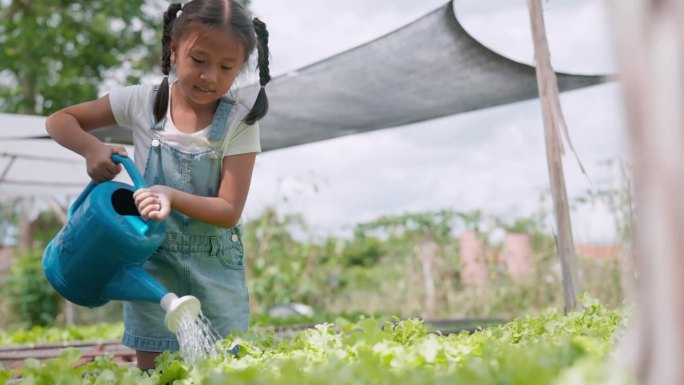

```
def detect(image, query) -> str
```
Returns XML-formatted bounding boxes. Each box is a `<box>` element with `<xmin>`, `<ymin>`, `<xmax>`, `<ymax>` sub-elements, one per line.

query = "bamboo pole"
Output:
<box><xmin>17</xmin><ymin>198</ymin><xmax>33</xmax><ymax>253</ymax></box>
<box><xmin>526</xmin><ymin>0</ymin><xmax>581</xmax><ymax>313</ymax></box>
<box><xmin>47</xmin><ymin>196</ymin><xmax>67</xmax><ymax>225</ymax></box>
<box><xmin>611</xmin><ymin>0</ymin><xmax>684</xmax><ymax>383</ymax></box>
<box><xmin>418</xmin><ymin>232</ymin><xmax>437</xmax><ymax>318</ymax></box>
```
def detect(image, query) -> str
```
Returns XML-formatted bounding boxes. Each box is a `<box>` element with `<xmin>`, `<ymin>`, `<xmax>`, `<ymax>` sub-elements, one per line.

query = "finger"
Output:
<box><xmin>133</xmin><ymin>188</ymin><xmax>149</xmax><ymax>199</ymax></box>
<box><xmin>138</xmin><ymin>196</ymin><xmax>159</xmax><ymax>209</ymax></box>
<box><xmin>133</xmin><ymin>188</ymin><xmax>152</xmax><ymax>202</ymax></box>
<box><xmin>135</xmin><ymin>194</ymin><xmax>156</xmax><ymax>209</ymax></box>
<box><xmin>100</xmin><ymin>169</ymin><xmax>116</xmax><ymax>181</ymax></box>
<box><xmin>92</xmin><ymin>162</ymin><xmax>115</xmax><ymax>180</ymax></box>
<box><xmin>150</xmin><ymin>203</ymin><xmax>169</xmax><ymax>221</ymax></box>
<box><xmin>104</xmin><ymin>162</ymin><xmax>121</xmax><ymax>177</ymax></box>
<box><xmin>145</xmin><ymin>201</ymin><xmax>163</xmax><ymax>218</ymax></box>
<box><xmin>90</xmin><ymin>171</ymin><xmax>105</xmax><ymax>184</ymax></box>
<box><xmin>102</xmin><ymin>168</ymin><xmax>115</xmax><ymax>179</ymax></box>
<box><xmin>148</xmin><ymin>204</ymin><xmax>161</xmax><ymax>220</ymax></box>
<box><xmin>138</xmin><ymin>198</ymin><xmax>159</xmax><ymax>217</ymax></box>
<box><xmin>88</xmin><ymin>169</ymin><xmax>100</xmax><ymax>183</ymax></box>
<box><xmin>139</xmin><ymin>205</ymin><xmax>154</xmax><ymax>220</ymax></box>
<box><xmin>148</xmin><ymin>194</ymin><xmax>169</xmax><ymax>220</ymax></box>
<box><xmin>136</xmin><ymin>197</ymin><xmax>160</xmax><ymax>220</ymax></box>
<box><xmin>111</xmin><ymin>146</ymin><xmax>129</xmax><ymax>157</ymax></box>
<box><xmin>155</xmin><ymin>195</ymin><xmax>171</xmax><ymax>220</ymax></box>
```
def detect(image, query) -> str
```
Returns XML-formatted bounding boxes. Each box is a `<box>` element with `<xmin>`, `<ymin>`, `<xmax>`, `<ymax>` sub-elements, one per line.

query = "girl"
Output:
<box><xmin>45</xmin><ymin>0</ymin><xmax>270</xmax><ymax>369</ymax></box>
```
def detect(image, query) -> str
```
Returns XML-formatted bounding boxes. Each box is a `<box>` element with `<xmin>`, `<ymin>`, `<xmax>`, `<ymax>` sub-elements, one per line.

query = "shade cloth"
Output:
<box><xmin>88</xmin><ymin>1</ymin><xmax>605</xmax><ymax>150</ymax></box>
<box><xmin>0</xmin><ymin>0</ymin><xmax>607</xmax><ymax>196</ymax></box>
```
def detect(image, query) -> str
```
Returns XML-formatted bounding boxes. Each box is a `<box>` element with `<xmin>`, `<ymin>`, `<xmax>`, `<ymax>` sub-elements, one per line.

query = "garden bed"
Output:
<box><xmin>0</xmin><ymin>297</ymin><xmax>631</xmax><ymax>385</ymax></box>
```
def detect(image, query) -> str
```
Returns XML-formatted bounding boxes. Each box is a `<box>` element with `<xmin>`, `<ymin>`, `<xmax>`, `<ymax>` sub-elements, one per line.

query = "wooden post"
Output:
<box><xmin>416</xmin><ymin>233</ymin><xmax>437</xmax><ymax>318</ymax></box>
<box><xmin>526</xmin><ymin>0</ymin><xmax>581</xmax><ymax>312</ymax></box>
<box><xmin>611</xmin><ymin>0</ymin><xmax>684</xmax><ymax>383</ymax></box>
<box><xmin>17</xmin><ymin>198</ymin><xmax>33</xmax><ymax>253</ymax></box>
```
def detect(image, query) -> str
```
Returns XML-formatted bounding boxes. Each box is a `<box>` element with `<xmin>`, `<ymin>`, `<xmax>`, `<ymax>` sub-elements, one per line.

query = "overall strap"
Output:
<box><xmin>208</xmin><ymin>96</ymin><xmax>236</xmax><ymax>142</ymax></box>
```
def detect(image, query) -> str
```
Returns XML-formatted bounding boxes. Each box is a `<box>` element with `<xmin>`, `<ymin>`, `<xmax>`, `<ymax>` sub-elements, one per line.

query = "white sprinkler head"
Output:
<box><xmin>160</xmin><ymin>293</ymin><xmax>201</xmax><ymax>333</ymax></box>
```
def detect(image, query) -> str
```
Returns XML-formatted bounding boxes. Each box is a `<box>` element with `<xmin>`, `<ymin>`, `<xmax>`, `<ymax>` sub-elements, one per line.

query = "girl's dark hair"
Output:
<box><xmin>153</xmin><ymin>0</ymin><xmax>271</xmax><ymax>125</ymax></box>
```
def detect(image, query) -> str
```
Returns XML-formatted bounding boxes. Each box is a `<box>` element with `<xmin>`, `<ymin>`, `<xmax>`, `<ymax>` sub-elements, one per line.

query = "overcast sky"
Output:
<box><xmin>241</xmin><ymin>0</ymin><xmax>627</xmax><ymax>243</ymax></box>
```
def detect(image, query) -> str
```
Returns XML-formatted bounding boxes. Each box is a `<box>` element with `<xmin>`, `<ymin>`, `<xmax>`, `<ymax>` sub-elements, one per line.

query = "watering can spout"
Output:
<box><xmin>101</xmin><ymin>265</ymin><xmax>169</xmax><ymax>303</ymax></box>
<box><xmin>160</xmin><ymin>293</ymin><xmax>202</xmax><ymax>332</ymax></box>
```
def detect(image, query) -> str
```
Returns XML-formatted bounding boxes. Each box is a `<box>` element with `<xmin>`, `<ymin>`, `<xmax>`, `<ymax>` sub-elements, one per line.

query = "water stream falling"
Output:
<box><xmin>174</xmin><ymin>308</ymin><xmax>224</xmax><ymax>364</ymax></box>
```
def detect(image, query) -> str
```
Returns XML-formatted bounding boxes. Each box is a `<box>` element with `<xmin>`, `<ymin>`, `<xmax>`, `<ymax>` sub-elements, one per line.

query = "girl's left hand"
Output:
<box><xmin>133</xmin><ymin>185</ymin><xmax>172</xmax><ymax>221</ymax></box>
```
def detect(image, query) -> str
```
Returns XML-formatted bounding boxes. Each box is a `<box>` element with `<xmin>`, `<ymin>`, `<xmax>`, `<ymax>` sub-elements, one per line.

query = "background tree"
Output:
<box><xmin>0</xmin><ymin>0</ymin><xmax>251</xmax><ymax>116</ymax></box>
<box><xmin>0</xmin><ymin>1</ymin><xmax>162</xmax><ymax>115</ymax></box>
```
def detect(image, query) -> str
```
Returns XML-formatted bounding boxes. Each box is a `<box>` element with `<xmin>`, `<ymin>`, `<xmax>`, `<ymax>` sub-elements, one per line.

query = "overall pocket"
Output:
<box><xmin>217</xmin><ymin>227</ymin><xmax>245</xmax><ymax>270</ymax></box>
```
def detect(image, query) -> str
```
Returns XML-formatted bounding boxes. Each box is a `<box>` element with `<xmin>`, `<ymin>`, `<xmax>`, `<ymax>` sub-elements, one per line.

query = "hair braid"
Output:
<box><xmin>153</xmin><ymin>2</ymin><xmax>183</xmax><ymax>123</ymax></box>
<box><xmin>244</xmin><ymin>17</ymin><xmax>271</xmax><ymax>125</ymax></box>
<box><xmin>253</xmin><ymin>18</ymin><xmax>271</xmax><ymax>87</ymax></box>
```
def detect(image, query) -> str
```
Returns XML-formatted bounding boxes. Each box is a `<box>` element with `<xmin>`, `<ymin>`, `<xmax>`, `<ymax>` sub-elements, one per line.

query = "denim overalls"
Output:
<box><xmin>121</xmin><ymin>88</ymin><xmax>250</xmax><ymax>352</ymax></box>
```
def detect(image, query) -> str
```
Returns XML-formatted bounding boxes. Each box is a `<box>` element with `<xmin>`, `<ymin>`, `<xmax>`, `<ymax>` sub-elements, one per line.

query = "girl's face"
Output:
<box><xmin>171</xmin><ymin>26</ymin><xmax>246</xmax><ymax>107</ymax></box>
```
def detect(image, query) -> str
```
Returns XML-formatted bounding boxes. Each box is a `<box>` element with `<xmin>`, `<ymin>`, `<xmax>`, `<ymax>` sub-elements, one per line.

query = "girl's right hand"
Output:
<box><xmin>83</xmin><ymin>143</ymin><xmax>128</xmax><ymax>183</ymax></box>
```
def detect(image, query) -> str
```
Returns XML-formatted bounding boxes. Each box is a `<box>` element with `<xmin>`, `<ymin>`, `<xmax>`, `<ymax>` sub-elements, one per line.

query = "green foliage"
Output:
<box><xmin>496</xmin><ymin>216</ymin><xmax>538</xmax><ymax>234</ymax></box>
<box><xmin>237</xmin><ymin>205</ymin><xmax>626</xmax><ymax>320</ymax></box>
<box><xmin>5</xmin><ymin>301</ymin><xmax>634</xmax><ymax>385</ymax></box>
<box><xmin>339</xmin><ymin>233</ymin><xmax>384</xmax><ymax>267</ymax></box>
<box><xmin>2</xmin><ymin>249</ymin><xmax>61</xmax><ymax>327</ymax></box>
<box><xmin>242</xmin><ymin>207</ymin><xmax>330</xmax><ymax>311</ymax></box>
<box><xmin>0</xmin><ymin>366</ymin><xmax>8</xmax><ymax>385</ymax></box>
<box><xmin>0</xmin><ymin>0</ymin><xmax>163</xmax><ymax>115</ymax></box>
<box><xmin>457</xmin><ymin>209</ymin><xmax>483</xmax><ymax>231</ymax></box>
<box><xmin>31</xmin><ymin>210</ymin><xmax>64</xmax><ymax>246</ymax></box>
<box><xmin>357</xmin><ymin>209</ymin><xmax>458</xmax><ymax>242</ymax></box>
<box><xmin>0</xmin><ymin>322</ymin><xmax>123</xmax><ymax>345</ymax></box>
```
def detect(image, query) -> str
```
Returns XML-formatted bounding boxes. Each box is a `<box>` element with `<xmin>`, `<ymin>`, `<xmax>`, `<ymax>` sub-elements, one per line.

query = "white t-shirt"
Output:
<box><xmin>109</xmin><ymin>83</ymin><xmax>261</xmax><ymax>171</ymax></box>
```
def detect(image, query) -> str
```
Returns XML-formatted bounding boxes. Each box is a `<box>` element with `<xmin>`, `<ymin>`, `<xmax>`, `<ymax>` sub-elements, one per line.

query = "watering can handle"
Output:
<box><xmin>111</xmin><ymin>154</ymin><xmax>147</xmax><ymax>189</ymax></box>
<box><xmin>112</xmin><ymin>154</ymin><xmax>153</xmax><ymax>235</ymax></box>
<box><xmin>68</xmin><ymin>154</ymin><xmax>154</xmax><ymax>236</ymax></box>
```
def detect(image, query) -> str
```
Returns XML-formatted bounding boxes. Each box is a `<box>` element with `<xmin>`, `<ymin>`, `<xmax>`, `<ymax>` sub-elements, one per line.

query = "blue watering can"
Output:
<box><xmin>43</xmin><ymin>154</ymin><xmax>199</xmax><ymax>332</ymax></box>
